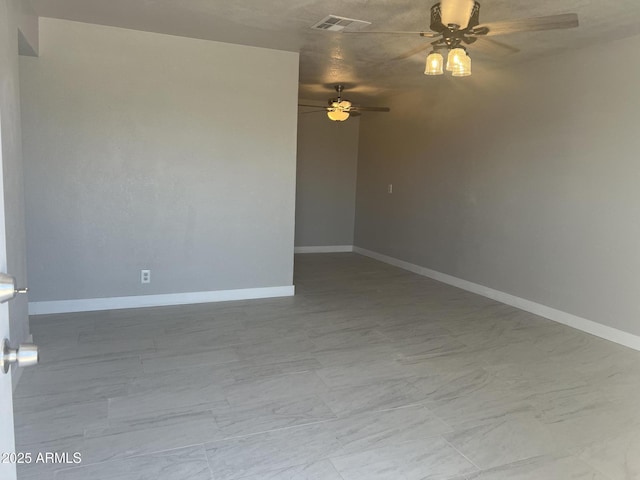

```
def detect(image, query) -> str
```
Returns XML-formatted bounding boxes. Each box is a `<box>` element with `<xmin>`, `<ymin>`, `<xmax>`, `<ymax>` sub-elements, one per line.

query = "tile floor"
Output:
<box><xmin>14</xmin><ymin>253</ymin><xmax>640</xmax><ymax>479</ymax></box>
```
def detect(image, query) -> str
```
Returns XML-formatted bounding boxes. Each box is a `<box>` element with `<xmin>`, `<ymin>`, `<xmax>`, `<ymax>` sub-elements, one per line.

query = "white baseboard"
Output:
<box><xmin>354</xmin><ymin>247</ymin><xmax>640</xmax><ymax>352</ymax></box>
<box><xmin>28</xmin><ymin>286</ymin><xmax>295</xmax><ymax>316</ymax></box>
<box><xmin>295</xmin><ymin>245</ymin><xmax>354</xmax><ymax>254</ymax></box>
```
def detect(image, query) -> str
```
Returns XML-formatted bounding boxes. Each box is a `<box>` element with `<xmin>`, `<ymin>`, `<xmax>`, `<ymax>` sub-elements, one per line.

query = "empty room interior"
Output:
<box><xmin>2</xmin><ymin>0</ymin><xmax>640</xmax><ymax>479</ymax></box>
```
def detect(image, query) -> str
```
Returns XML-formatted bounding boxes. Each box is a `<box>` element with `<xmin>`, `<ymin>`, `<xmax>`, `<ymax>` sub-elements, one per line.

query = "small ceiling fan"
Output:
<box><xmin>344</xmin><ymin>0</ymin><xmax>579</xmax><ymax>76</ymax></box>
<box><xmin>299</xmin><ymin>85</ymin><xmax>390</xmax><ymax>122</ymax></box>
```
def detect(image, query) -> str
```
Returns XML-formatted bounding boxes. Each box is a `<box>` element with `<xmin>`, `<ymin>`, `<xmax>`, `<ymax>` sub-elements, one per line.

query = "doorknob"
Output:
<box><xmin>0</xmin><ymin>272</ymin><xmax>28</xmax><ymax>304</ymax></box>
<box><xmin>1</xmin><ymin>339</ymin><xmax>39</xmax><ymax>374</ymax></box>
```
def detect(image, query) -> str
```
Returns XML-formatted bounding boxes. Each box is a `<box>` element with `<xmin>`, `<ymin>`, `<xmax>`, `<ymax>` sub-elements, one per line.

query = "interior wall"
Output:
<box><xmin>20</xmin><ymin>18</ymin><xmax>299</xmax><ymax>302</ymax></box>
<box><xmin>1</xmin><ymin>0</ymin><xmax>30</xmax><ymax>354</ymax></box>
<box><xmin>295</xmin><ymin>110</ymin><xmax>359</xmax><ymax>247</ymax></box>
<box><xmin>17</xmin><ymin>0</ymin><xmax>38</xmax><ymax>57</ymax></box>
<box><xmin>355</xmin><ymin>33</ymin><xmax>640</xmax><ymax>337</ymax></box>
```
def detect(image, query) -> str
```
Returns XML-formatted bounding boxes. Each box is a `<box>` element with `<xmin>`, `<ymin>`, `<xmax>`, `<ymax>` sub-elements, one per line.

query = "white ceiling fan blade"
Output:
<box><xmin>472</xmin><ymin>13</ymin><xmax>579</xmax><ymax>36</ymax></box>
<box><xmin>298</xmin><ymin>104</ymin><xmax>328</xmax><ymax>109</ymax></box>
<box><xmin>471</xmin><ymin>37</ymin><xmax>520</xmax><ymax>56</ymax></box>
<box><xmin>351</xmin><ymin>106</ymin><xmax>390</xmax><ymax>112</ymax></box>
<box><xmin>342</xmin><ymin>31</ymin><xmax>440</xmax><ymax>37</ymax></box>
<box><xmin>389</xmin><ymin>44</ymin><xmax>432</xmax><ymax>62</ymax></box>
<box><xmin>299</xmin><ymin>87</ymin><xmax>389</xmax><ymax>116</ymax></box>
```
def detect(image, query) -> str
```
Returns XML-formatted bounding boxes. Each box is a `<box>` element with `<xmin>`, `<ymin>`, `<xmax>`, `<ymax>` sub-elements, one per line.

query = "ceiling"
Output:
<box><xmin>30</xmin><ymin>0</ymin><xmax>640</xmax><ymax>103</ymax></box>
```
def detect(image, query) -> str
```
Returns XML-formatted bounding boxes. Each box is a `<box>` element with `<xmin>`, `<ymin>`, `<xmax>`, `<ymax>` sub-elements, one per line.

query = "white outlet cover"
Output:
<box><xmin>141</xmin><ymin>270</ymin><xmax>151</xmax><ymax>284</ymax></box>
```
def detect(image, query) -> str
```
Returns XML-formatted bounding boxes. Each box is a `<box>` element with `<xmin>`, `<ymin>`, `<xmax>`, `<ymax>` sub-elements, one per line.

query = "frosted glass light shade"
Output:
<box><xmin>440</xmin><ymin>0</ymin><xmax>475</xmax><ymax>29</ymax></box>
<box><xmin>446</xmin><ymin>48</ymin><xmax>466</xmax><ymax>71</ymax></box>
<box><xmin>425</xmin><ymin>52</ymin><xmax>444</xmax><ymax>75</ymax></box>
<box><xmin>452</xmin><ymin>54</ymin><xmax>471</xmax><ymax>77</ymax></box>
<box><xmin>327</xmin><ymin>110</ymin><xmax>350</xmax><ymax>121</ymax></box>
<box><xmin>327</xmin><ymin>98</ymin><xmax>351</xmax><ymax>121</ymax></box>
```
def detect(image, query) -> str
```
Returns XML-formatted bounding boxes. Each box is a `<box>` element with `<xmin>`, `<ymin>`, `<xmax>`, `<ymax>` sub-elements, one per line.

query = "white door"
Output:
<box><xmin>0</xmin><ymin>116</ymin><xmax>17</xmax><ymax>479</ymax></box>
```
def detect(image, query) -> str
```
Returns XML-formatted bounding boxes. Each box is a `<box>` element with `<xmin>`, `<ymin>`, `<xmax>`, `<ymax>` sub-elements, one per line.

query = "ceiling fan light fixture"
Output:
<box><xmin>327</xmin><ymin>110</ymin><xmax>350</xmax><ymax>122</ymax></box>
<box><xmin>446</xmin><ymin>48</ymin><xmax>466</xmax><ymax>71</ymax></box>
<box><xmin>298</xmin><ymin>85</ymin><xmax>389</xmax><ymax>122</ymax></box>
<box><xmin>440</xmin><ymin>0</ymin><xmax>475</xmax><ymax>30</ymax></box>
<box><xmin>425</xmin><ymin>52</ymin><xmax>444</xmax><ymax>75</ymax></box>
<box><xmin>452</xmin><ymin>54</ymin><xmax>472</xmax><ymax>76</ymax></box>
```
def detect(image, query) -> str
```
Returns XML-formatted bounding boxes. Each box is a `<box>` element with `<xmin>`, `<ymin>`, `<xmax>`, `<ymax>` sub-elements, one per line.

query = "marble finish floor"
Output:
<box><xmin>14</xmin><ymin>253</ymin><xmax>640</xmax><ymax>479</ymax></box>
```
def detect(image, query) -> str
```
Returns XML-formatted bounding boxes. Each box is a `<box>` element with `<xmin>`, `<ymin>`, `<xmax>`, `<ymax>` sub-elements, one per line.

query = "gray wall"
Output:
<box><xmin>0</xmin><ymin>0</ymin><xmax>30</xmax><ymax>351</ymax></box>
<box><xmin>17</xmin><ymin>0</ymin><xmax>38</xmax><ymax>57</ymax></box>
<box><xmin>355</xmin><ymin>34</ymin><xmax>640</xmax><ymax>337</ymax></box>
<box><xmin>20</xmin><ymin>18</ymin><xmax>299</xmax><ymax>302</ymax></box>
<box><xmin>295</xmin><ymin>110</ymin><xmax>359</xmax><ymax>247</ymax></box>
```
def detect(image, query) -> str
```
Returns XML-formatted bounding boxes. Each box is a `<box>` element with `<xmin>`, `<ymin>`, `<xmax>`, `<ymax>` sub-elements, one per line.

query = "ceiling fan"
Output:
<box><xmin>298</xmin><ymin>85</ymin><xmax>390</xmax><ymax>122</ymax></box>
<box><xmin>344</xmin><ymin>0</ymin><xmax>579</xmax><ymax>76</ymax></box>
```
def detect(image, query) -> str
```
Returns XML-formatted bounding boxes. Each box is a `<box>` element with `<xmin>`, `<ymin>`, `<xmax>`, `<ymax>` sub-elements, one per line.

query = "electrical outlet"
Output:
<box><xmin>141</xmin><ymin>270</ymin><xmax>151</xmax><ymax>284</ymax></box>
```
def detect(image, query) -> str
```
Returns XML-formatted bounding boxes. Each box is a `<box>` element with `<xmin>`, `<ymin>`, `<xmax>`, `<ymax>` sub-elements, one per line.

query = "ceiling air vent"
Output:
<box><xmin>311</xmin><ymin>15</ymin><xmax>371</xmax><ymax>32</ymax></box>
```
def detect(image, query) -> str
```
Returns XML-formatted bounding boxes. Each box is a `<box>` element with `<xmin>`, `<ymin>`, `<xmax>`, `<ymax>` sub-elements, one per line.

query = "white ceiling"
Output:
<box><xmin>30</xmin><ymin>0</ymin><xmax>640</xmax><ymax>103</ymax></box>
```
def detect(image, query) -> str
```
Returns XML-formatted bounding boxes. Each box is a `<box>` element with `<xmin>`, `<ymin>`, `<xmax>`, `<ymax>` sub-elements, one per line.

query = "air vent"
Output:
<box><xmin>311</xmin><ymin>15</ymin><xmax>371</xmax><ymax>32</ymax></box>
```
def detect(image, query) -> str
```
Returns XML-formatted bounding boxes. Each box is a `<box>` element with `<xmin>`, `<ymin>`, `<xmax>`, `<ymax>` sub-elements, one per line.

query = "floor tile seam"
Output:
<box><xmin>146</xmin><ymin>339</ymin><xmax>249</xmax><ymax>354</ymax></box>
<box><xmin>216</xmin><ymin>388</ymin><xmax>329</xmax><ymax>413</ymax></box>
<box><xmin>203</xmin><ymin>441</ymin><xmax>217</xmax><ymax>480</ymax></box>
<box><xmin>325</xmin><ymin>397</ymin><xmax>433</xmax><ymax>421</ymax></box>
<box><xmin>207</xmin><ymin>403</ymin><xmax>456</xmax><ymax>449</ymax></box>
<box><xmin>417</xmin><ymin>403</ymin><xmax>460</xmax><ymax>434</ymax></box>
<box><xmin>451</xmin><ymin>444</ymin><xmax>570</xmax><ymax>475</ymax></box>
<box><xmin>203</xmin><ymin>418</ymin><xmax>336</xmax><ymax>445</ymax></box>
<box><xmin>140</xmin><ymin>361</ymin><xmax>240</xmax><ymax>377</ymax></box>
<box><xmin>363</xmin><ymin>400</ymin><xmax>441</xmax><ymax>416</ymax></box>
<box><xmin>104</xmin><ymin>397</ymin><xmax>217</xmax><ymax>424</ymax></box>
<box><xmin>441</xmin><ymin>435</ymin><xmax>483</xmax><ymax>473</ymax></box>
<box><xmin>323</xmin><ymin>389</ymin><xmax>428</xmax><ymax>418</ymax></box>
<box><xmin>230</xmin><ymin>368</ymin><xmax>319</xmax><ymax>383</ymax></box>
<box><xmin>329</xmin><ymin>433</ymin><xmax>475</xmax><ymax>477</ymax></box>
<box><xmin>330</xmin><ymin>417</ymin><xmax>455</xmax><ymax>453</ymax></box>
<box><xmin>314</xmin><ymin>371</ymin><xmax>418</xmax><ymax>391</ymax></box>
<box><xmin>451</xmin><ymin>336</ymin><xmax>537</xmax><ymax>354</ymax></box>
